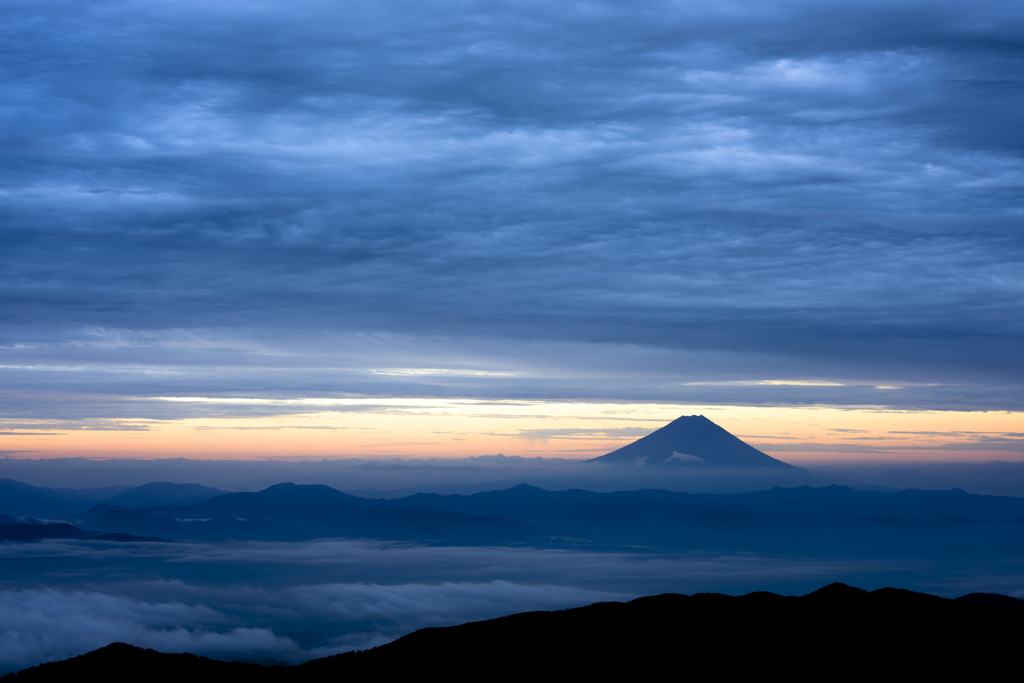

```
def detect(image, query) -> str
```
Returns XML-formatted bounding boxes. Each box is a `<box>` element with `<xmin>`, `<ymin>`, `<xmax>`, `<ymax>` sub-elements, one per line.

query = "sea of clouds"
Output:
<box><xmin>3</xmin><ymin>536</ymin><xmax>1023</xmax><ymax>673</ymax></box>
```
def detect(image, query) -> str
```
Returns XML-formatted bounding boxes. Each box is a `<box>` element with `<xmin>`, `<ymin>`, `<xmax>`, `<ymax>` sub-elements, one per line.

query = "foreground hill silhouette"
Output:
<box><xmin>590</xmin><ymin>414</ymin><xmax>795</xmax><ymax>467</ymax></box>
<box><xmin>6</xmin><ymin>584</ymin><xmax>1022</xmax><ymax>680</ymax></box>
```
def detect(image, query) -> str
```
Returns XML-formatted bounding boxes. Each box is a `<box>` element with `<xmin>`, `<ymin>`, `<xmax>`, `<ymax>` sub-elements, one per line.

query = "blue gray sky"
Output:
<box><xmin>2</xmin><ymin>0</ymin><xmax>1023</xmax><ymax>424</ymax></box>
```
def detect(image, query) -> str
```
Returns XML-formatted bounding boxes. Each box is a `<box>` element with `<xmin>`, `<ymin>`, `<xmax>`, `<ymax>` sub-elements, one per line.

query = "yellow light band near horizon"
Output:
<box><xmin>0</xmin><ymin>398</ymin><xmax>1021</xmax><ymax>462</ymax></box>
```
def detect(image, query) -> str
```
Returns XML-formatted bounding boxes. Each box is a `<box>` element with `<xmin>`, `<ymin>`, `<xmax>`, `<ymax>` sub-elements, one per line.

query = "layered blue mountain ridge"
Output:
<box><xmin>5</xmin><ymin>478</ymin><xmax>1024</xmax><ymax>556</ymax></box>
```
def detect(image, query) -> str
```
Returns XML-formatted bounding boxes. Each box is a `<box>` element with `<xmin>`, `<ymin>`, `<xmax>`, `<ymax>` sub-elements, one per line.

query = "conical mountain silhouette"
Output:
<box><xmin>590</xmin><ymin>415</ymin><xmax>794</xmax><ymax>468</ymax></box>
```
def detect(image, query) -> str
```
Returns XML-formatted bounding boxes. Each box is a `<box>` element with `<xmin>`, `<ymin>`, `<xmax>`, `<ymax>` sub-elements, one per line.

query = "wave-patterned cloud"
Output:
<box><xmin>0</xmin><ymin>0</ymin><xmax>1021</xmax><ymax>417</ymax></box>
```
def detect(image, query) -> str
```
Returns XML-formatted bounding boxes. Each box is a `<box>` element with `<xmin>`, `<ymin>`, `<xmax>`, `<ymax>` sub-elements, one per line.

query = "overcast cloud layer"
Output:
<box><xmin>2</xmin><ymin>0</ymin><xmax>1023</xmax><ymax>413</ymax></box>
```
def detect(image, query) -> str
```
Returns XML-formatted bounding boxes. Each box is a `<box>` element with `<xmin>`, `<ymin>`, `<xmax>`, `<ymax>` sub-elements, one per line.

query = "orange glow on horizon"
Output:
<box><xmin>1</xmin><ymin>399</ymin><xmax>1021</xmax><ymax>463</ymax></box>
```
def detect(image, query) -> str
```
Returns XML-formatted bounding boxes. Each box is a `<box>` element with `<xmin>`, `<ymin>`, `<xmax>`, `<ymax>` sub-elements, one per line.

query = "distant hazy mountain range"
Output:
<box><xmin>104</xmin><ymin>482</ymin><xmax>224</xmax><ymax>508</ymax></box>
<box><xmin>3</xmin><ymin>479</ymin><xmax>1024</xmax><ymax>555</ymax></box>
<box><xmin>0</xmin><ymin>415</ymin><xmax>790</xmax><ymax>521</ymax></box>
<box><xmin>1</xmin><ymin>416</ymin><xmax>1021</xmax><ymax>550</ymax></box>
<box><xmin>0</xmin><ymin>479</ymin><xmax>134</xmax><ymax>518</ymax></box>
<box><xmin>590</xmin><ymin>414</ymin><xmax>795</xmax><ymax>468</ymax></box>
<box><xmin>6</xmin><ymin>583</ymin><xmax>1022</xmax><ymax>680</ymax></box>
<box><xmin>0</xmin><ymin>479</ymin><xmax>226</xmax><ymax>518</ymax></box>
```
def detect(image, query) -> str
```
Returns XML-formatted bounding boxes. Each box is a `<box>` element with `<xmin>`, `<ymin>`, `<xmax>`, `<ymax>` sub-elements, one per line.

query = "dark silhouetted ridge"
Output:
<box><xmin>1</xmin><ymin>643</ymin><xmax>278</xmax><ymax>681</ymax></box>
<box><xmin>955</xmin><ymin>592</ymin><xmax>1024</xmax><ymax>613</ymax></box>
<box><xmin>7</xmin><ymin>583</ymin><xmax>1021</xmax><ymax>680</ymax></box>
